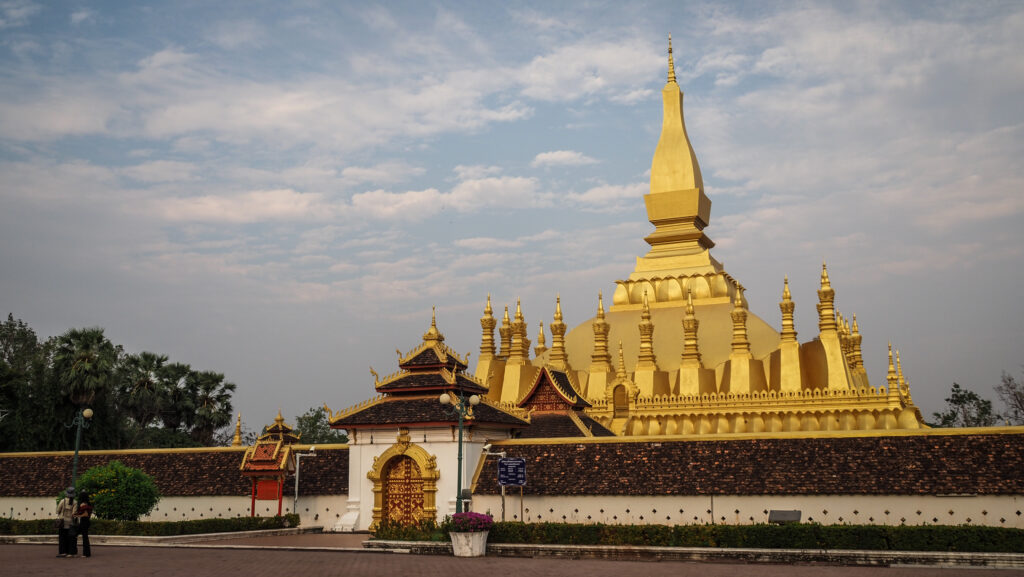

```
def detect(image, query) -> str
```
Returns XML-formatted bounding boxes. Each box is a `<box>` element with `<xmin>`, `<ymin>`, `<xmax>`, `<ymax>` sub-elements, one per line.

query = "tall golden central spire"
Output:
<box><xmin>614</xmin><ymin>34</ymin><xmax>728</xmax><ymax>311</ymax></box>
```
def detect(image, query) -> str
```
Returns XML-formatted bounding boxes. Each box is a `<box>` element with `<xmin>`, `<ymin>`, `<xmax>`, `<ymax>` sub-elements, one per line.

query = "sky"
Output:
<box><xmin>1</xmin><ymin>1</ymin><xmax>1022</xmax><ymax>434</ymax></box>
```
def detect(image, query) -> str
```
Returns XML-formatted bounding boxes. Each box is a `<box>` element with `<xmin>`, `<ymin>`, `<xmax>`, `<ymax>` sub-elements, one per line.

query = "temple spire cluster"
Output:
<box><xmin>471</xmin><ymin>36</ymin><xmax>925</xmax><ymax>435</ymax></box>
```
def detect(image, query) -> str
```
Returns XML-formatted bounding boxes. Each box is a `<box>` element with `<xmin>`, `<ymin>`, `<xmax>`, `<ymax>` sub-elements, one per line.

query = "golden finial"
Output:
<box><xmin>423</xmin><ymin>306</ymin><xmax>444</xmax><ymax>342</ymax></box>
<box><xmin>641</xmin><ymin>289</ymin><xmax>651</xmax><ymax>317</ymax></box>
<box><xmin>536</xmin><ymin>321</ymin><xmax>546</xmax><ymax>345</ymax></box>
<box><xmin>484</xmin><ymin>293</ymin><xmax>492</xmax><ymax>315</ymax></box>
<box><xmin>896</xmin><ymin>349</ymin><xmax>906</xmax><ymax>387</ymax></box>
<box><xmin>370</xmin><ymin>367</ymin><xmax>380</xmax><ymax>383</ymax></box>
<box><xmin>685</xmin><ymin>287</ymin><xmax>695</xmax><ymax>316</ymax></box>
<box><xmin>597</xmin><ymin>291</ymin><xmax>606</xmax><ymax>319</ymax></box>
<box><xmin>275</xmin><ymin>409</ymin><xmax>284</xmax><ymax>427</ymax></box>
<box><xmin>783</xmin><ymin>275</ymin><xmax>791</xmax><ymax>301</ymax></box>
<box><xmin>667</xmin><ymin>33</ymin><xmax>676</xmax><ymax>84</ymax></box>
<box><xmin>887</xmin><ymin>342</ymin><xmax>897</xmax><ymax>376</ymax></box>
<box><xmin>231</xmin><ymin>413</ymin><xmax>242</xmax><ymax>447</ymax></box>
<box><xmin>851</xmin><ymin>313</ymin><xmax>860</xmax><ymax>334</ymax></box>
<box><xmin>821</xmin><ymin>261</ymin><xmax>831</xmax><ymax>289</ymax></box>
<box><xmin>515</xmin><ymin>298</ymin><xmax>523</xmax><ymax>322</ymax></box>
<box><xmin>554</xmin><ymin>294</ymin><xmax>563</xmax><ymax>321</ymax></box>
<box><xmin>503</xmin><ymin>305</ymin><xmax>510</xmax><ymax>324</ymax></box>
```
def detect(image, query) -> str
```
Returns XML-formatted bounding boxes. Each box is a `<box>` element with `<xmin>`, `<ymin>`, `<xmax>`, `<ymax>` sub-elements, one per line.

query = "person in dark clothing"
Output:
<box><xmin>74</xmin><ymin>495</ymin><xmax>93</xmax><ymax>558</ymax></box>
<box><xmin>55</xmin><ymin>487</ymin><xmax>77</xmax><ymax>557</ymax></box>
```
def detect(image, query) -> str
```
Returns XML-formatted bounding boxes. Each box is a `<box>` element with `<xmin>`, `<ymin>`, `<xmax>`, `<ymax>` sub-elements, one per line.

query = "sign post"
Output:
<box><xmin>497</xmin><ymin>458</ymin><xmax>526</xmax><ymax>523</ymax></box>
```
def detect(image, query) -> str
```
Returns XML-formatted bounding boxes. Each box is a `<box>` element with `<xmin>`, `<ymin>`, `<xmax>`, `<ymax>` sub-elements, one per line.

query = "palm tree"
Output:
<box><xmin>157</xmin><ymin>362</ymin><xmax>192</xmax><ymax>432</ymax></box>
<box><xmin>186</xmin><ymin>370</ymin><xmax>236</xmax><ymax>445</ymax></box>
<box><xmin>116</xmin><ymin>352</ymin><xmax>170</xmax><ymax>446</ymax></box>
<box><xmin>53</xmin><ymin>328</ymin><xmax>119</xmax><ymax>406</ymax></box>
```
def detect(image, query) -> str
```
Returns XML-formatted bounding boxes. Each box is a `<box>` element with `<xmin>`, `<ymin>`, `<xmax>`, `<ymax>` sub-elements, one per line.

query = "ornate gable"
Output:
<box><xmin>519</xmin><ymin>367</ymin><xmax>591</xmax><ymax>412</ymax></box>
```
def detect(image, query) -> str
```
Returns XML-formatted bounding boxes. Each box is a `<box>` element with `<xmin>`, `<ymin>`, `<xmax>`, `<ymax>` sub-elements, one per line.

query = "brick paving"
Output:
<box><xmin>3</xmin><ymin>544</ymin><xmax>1023</xmax><ymax>577</ymax></box>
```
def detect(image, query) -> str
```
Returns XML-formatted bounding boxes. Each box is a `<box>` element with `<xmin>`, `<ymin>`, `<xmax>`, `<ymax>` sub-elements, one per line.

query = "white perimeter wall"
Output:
<box><xmin>470</xmin><ymin>494</ymin><xmax>1024</xmax><ymax>528</ymax></box>
<box><xmin>0</xmin><ymin>494</ymin><xmax>350</xmax><ymax>529</ymax></box>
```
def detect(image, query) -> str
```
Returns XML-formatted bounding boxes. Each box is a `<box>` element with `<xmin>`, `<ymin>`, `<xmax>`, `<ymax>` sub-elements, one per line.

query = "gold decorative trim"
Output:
<box><xmin>325</xmin><ymin>395</ymin><xmax>386</xmax><ymax>425</ymax></box>
<box><xmin>366</xmin><ymin>428</ymin><xmax>440</xmax><ymax>530</ymax></box>
<box><xmin>478</xmin><ymin>425</ymin><xmax>1024</xmax><ymax>446</ymax></box>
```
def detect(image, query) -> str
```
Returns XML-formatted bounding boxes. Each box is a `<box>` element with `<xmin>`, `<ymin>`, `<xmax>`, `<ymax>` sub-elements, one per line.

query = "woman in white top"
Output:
<box><xmin>55</xmin><ymin>487</ymin><xmax>77</xmax><ymax>557</ymax></box>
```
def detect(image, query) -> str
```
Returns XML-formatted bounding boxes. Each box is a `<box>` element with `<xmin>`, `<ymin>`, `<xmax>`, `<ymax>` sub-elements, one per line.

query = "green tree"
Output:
<box><xmin>76</xmin><ymin>460</ymin><xmax>160</xmax><ymax>521</ymax></box>
<box><xmin>995</xmin><ymin>371</ymin><xmax>1024</xmax><ymax>425</ymax></box>
<box><xmin>293</xmin><ymin>406</ymin><xmax>348</xmax><ymax>444</ymax></box>
<box><xmin>53</xmin><ymin>327</ymin><xmax>120</xmax><ymax>406</ymax></box>
<box><xmin>931</xmin><ymin>383</ymin><xmax>1000</xmax><ymax>427</ymax></box>
<box><xmin>186</xmin><ymin>370</ymin><xmax>236</xmax><ymax>445</ymax></box>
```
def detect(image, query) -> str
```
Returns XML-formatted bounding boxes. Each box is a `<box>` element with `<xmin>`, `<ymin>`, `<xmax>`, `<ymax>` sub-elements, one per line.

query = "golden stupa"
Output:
<box><xmin>473</xmin><ymin>37</ymin><xmax>927</xmax><ymax>436</ymax></box>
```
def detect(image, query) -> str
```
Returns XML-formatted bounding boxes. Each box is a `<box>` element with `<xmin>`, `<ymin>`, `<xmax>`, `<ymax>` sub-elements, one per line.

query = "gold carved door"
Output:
<box><xmin>613</xmin><ymin>385</ymin><xmax>628</xmax><ymax>417</ymax></box>
<box><xmin>382</xmin><ymin>455</ymin><xmax>425</xmax><ymax>525</ymax></box>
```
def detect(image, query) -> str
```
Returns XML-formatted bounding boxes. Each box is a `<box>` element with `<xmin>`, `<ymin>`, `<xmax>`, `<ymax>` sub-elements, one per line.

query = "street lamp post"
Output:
<box><xmin>67</xmin><ymin>407</ymin><xmax>94</xmax><ymax>490</ymax></box>
<box><xmin>439</xmin><ymin>391</ymin><xmax>480</xmax><ymax>514</ymax></box>
<box><xmin>293</xmin><ymin>446</ymin><xmax>317</xmax><ymax>515</ymax></box>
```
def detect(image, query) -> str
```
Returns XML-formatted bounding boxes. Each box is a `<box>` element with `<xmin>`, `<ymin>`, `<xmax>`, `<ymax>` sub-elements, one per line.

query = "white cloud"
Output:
<box><xmin>206</xmin><ymin>20</ymin><xmax>265</xmax><ymax>50</ymax></box>
<box><xmin>453</xmin><ymin>164</ymin><xmax>502</xmax><ymax>180</ymax></box>
<box><xmin>119</xmin><ymin>160</ymin><xmax>197</xmax><ymax>183</ymax></box>
<box><xmin>341</xmin><ymin>162</ymin><xmax>425</xmax><ymax>186</ymax></box>
<box><xmin>531</xmin><ymin>150</ymin><xmax>598</xmax><ymax>168</ymax></box>
<box><xmin>69</xmin><ymin>8</ymin><xmax>94</xmax><ymax>26</ymax></box>
<box><xmin>516</xmin><ymin>39</ymin><xmax>662</xmax><ymax>102</ymax></box>
<box><xmin>156</xmin><ymin>189</ymin><xmax>337</xmax><ymax>223</ymax></box>
<box><xmin>0</xmin><ymin>0</ymin><xmax>40</xmax><ymax>29</ymax></box>
<box><xmin>566</xmin><ymin>182</ymin><xmax>645</xmax><ymax>211</ymax></box>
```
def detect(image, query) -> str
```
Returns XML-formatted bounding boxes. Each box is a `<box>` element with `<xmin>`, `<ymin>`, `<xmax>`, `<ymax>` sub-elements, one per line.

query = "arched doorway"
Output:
<box><xmin>613</xmin><ymin>385</ymin><xmax>628</xmax><ymax>417</ymax></box>
<box><xmin>382</xmin><ymin>455</ymin><xmax>425</xmax><ymax>525</ymax></box>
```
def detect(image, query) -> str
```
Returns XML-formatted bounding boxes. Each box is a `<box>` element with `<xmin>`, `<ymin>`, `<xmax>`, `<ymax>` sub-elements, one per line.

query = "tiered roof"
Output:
<box><xmin>240</xmin><ymin>411</ymin><xmax>300</xmax><ymax>478</ymax></box>
<box><xmin>328</xmin><ymin>312</ymin><xmax>528</xmax><ymax>430</ymax></box>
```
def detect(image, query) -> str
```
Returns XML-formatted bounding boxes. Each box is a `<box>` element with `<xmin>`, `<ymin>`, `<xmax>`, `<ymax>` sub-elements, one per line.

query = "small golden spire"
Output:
<box><xmin>817</xmin><ymin>261</ymin><xmax>837</xmax><ymax>333</ymax></box>
<box><xmin>533</xmin><ymin>321</ymin><xmax>548</xmax><ymax>357</ymax></box>
<box><xmin>851</xmin><ymin>313</ymin><xmax>860</xmax><ymax>334</ymax></box>
<box><xmin>503</xmin><ymin>305</ymin><xmax>510</xmax><ymax>323</ymax></box>
<box><xmin>616</xmin><ymin>340</ymin><xmax>627</xmax><ymax>380</ymax></box>
<box><xmin>597</xmin><ymin>291</ymin><xmax>606</xmax><ymax>319</ymax></box>
<box><xmin>422</xmin><ymin>306</ymin><xmax>444</xmax><ymax>342</ymax></box>
<box><xmin>681</xmin><ymin>288</ymin><xmax>702</xmax><ymax>367</ymax></box>
<box><xmin>549</xmin><ymin>295</ymin><xmax>569</xmax><ymax>370</ymax></box>
<box><xmin>886</xmin><ymin>342</ymin><xmax>898</xmax><ymax>388</ymax></box>
<box><xmin>275</xmin><ymin>409</ymin><xmax>284</xmax><ymax>427</ymax></box>
<box><xmin>641</xmin><ymin>289</ymin><xmax>651</xmax><ymax>320</ymax></box>
<box><xmin>637</xmin><ymin>289</ymin><xmax>657</xmax><ymax>369</ymax></box>
<box><xmin>821</xmin><ymin>260</ymin><xmax>831</xmax><ymax>289</ymax></box>
<box><xmin>896</xmin><ymin>349</ymin><xmax>906</xmax><ymax>388</ymax></box>
<box><xmin>730</xmin><ymin>288</ymin><xmax>751</xmax><ymax>356</ymax></box>
<box><xmin>479</xmin><ymin>294</ymin><xmax>496</xmax><ymax>358</ymax></box>
<box><xmin>780</xmin><ymin>277</ymin><xmax>797</xmax><ymax>343</ymax></box>
<box><xmin>515</xmin><ymin>298</ymin><xmax>524</xmax><ymax>322</ymax></box>
<box><xmin>231</xmin><ymin>413</ymin><xmax>242</xmax><ymax>447</ymax></box>
<box><xmin>667</xmin><ymin>33</ymin><xmax>677</xmax><ymax>84</ymax></box>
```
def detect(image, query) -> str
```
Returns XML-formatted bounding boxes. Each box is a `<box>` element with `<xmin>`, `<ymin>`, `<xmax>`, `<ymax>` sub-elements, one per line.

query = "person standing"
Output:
<box><xmin>74</xmin><ymin>494</ymin><xmax>93</xmax><ymax>558</ymax></box>
<box><xmin>55</xmin><ymin>487</ymin><xmax>77</xmax><ymax>557</ymax></box>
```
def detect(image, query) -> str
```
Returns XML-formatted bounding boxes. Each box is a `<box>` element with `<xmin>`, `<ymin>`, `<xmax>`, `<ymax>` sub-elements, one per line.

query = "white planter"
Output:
<box><xmin>449</xmin><ymin>530</ymin><xmax>489</xmax><ymax>557</ymax></box>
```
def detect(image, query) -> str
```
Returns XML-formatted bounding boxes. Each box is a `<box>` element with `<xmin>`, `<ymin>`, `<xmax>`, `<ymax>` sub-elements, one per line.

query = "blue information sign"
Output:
<box><xmin>497</xmin><ymin>457</ymin><xmax>526</xmax><ymax>487</ymax></box>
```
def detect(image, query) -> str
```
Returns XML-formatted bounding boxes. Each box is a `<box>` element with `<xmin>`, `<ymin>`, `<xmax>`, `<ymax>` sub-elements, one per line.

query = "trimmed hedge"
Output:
<box><xmin>486</xmin><ymin>522</ymin><xmax>1024</xmax><ymax>553</ymax></box>
<box><xmin>0</xmin><ymin>514</ymin><xmax>300</xmax><ymax>536</ymax></box>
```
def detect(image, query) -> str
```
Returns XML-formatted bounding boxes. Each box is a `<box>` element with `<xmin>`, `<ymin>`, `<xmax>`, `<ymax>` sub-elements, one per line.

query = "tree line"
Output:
<box><xmin>931</xmin><ymin>374</ymin><xmax>1024</xmax><ymax>428</ymax></box>
<box><xmin>0</xmin><ymin>314</ymin><xmax>236</xmax><ymax>451</ymax></box>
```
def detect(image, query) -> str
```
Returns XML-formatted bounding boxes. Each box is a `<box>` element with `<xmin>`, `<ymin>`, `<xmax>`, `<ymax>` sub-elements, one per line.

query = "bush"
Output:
<box><xmin>372</xmin><ymin>518</ymin><xmax>447</xmax><ymax>541</ymax></box>
<box><xmin>0</xmin><ymin>515</ymin><xmax>299</xmax><ymax>536</ymax></box>
<box><xmin>485</xmin><ymin>522</ymin><xmax>1024</xmax><ymax>553</ymax></box>
<box><xmin>76</xmin><ymin>460</ymin><xmax>160</xmax><ymax>521</ymax></box>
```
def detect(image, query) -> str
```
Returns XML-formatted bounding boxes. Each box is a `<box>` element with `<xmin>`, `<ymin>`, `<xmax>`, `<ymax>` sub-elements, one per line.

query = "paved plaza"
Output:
<box><xmin>3</xmin><ymin>543</ymin><xmax>1023</xmax><ymax>577</ymax></box>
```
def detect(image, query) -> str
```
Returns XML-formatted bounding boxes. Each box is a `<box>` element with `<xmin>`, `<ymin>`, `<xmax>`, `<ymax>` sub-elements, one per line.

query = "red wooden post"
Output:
<box><xmin>250</xmin><ymin>478</ymin><xmax>256</xmax><ymax>517</ymax></box>
<box><xmin>277</xmin><ymin>478</ymin><xmax>283</xmax><ymax>516</ymax></box>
